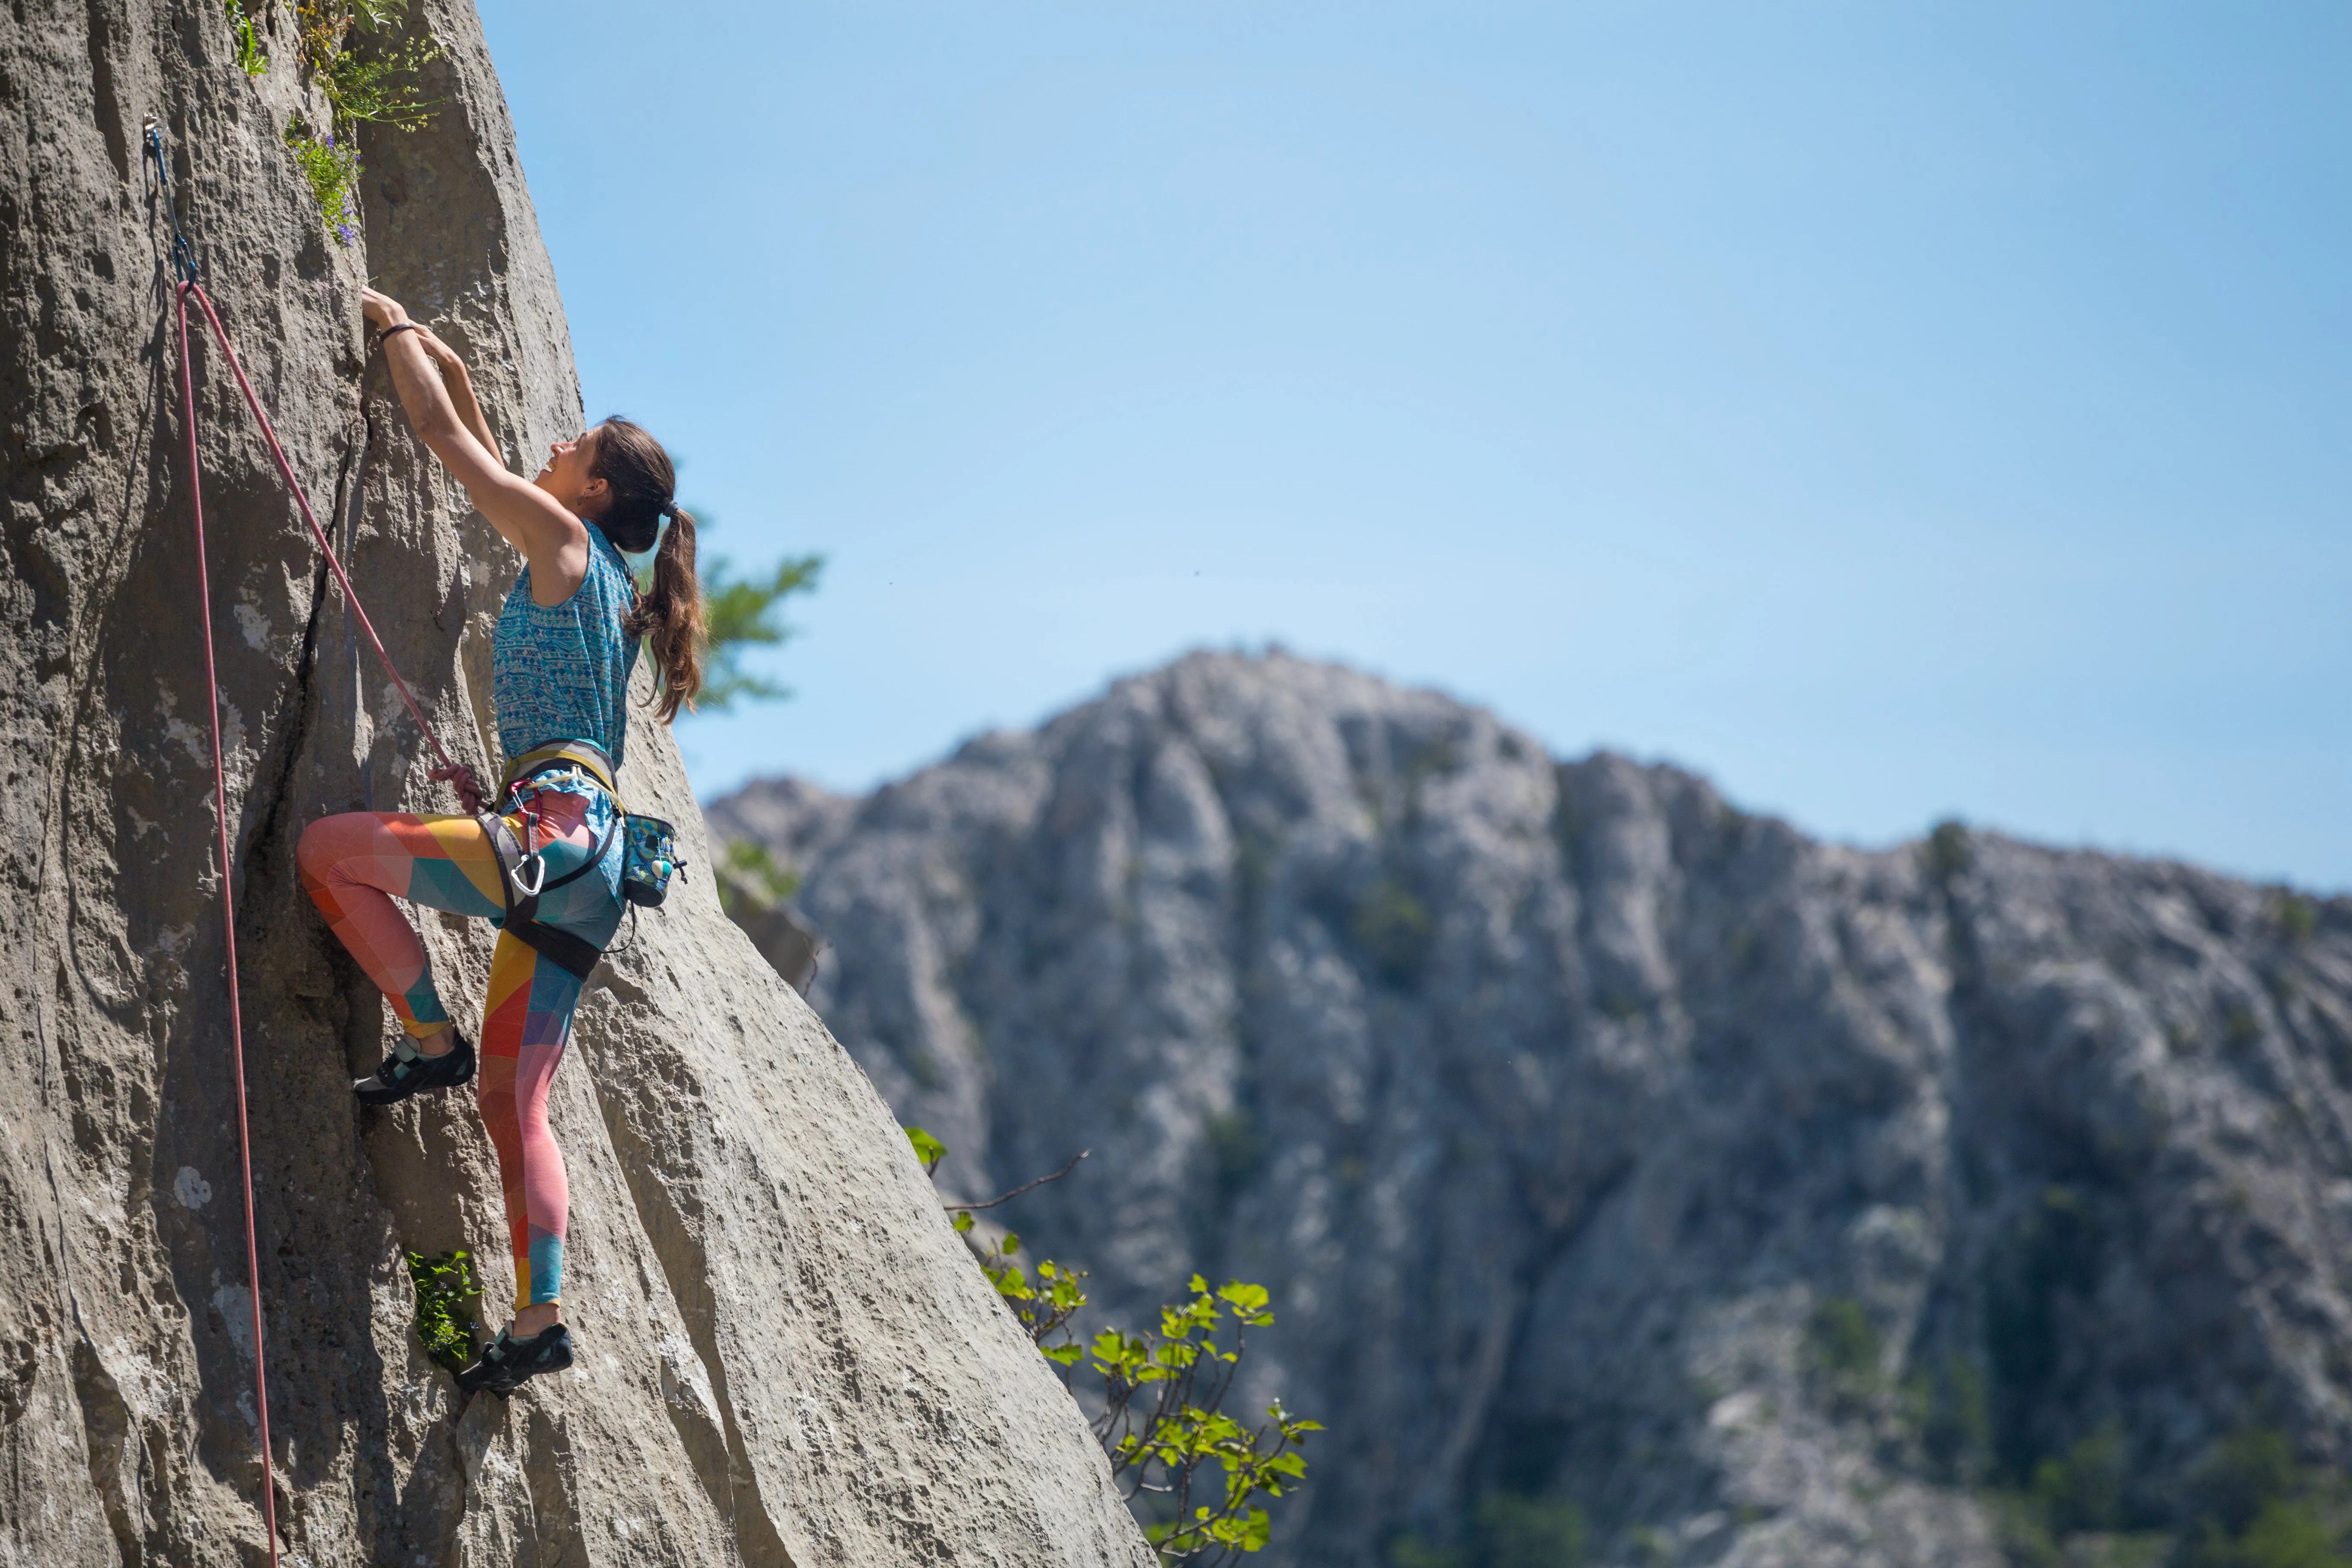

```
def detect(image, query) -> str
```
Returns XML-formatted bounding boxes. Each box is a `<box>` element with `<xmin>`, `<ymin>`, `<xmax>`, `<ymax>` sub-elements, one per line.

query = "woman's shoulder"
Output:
<box><xmin>580</xmin><ymin>523</ymin><xmax>636</xmax><ymax>590</ymax></box>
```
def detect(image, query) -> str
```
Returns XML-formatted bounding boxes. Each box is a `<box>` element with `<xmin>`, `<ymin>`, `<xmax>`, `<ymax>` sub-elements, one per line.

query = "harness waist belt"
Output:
<box><xmin>502</xmin><ymin>739</ymin><xmax>620</xmax><ymax>804</ymax></box>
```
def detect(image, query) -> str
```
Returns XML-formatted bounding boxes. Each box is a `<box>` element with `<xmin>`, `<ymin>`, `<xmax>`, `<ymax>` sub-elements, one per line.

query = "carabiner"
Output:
<box><xmin>141</xmin><ymin>117</ymin><xmax>201</xmax><ymax>286</ymax></box>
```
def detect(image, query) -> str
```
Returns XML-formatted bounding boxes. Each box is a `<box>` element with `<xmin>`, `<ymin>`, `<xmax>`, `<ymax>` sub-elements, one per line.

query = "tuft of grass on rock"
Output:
<box><xmin>405</xmin><ymin>1248</ymin><xmax>482</xmax><ymax>1375</ymax></box>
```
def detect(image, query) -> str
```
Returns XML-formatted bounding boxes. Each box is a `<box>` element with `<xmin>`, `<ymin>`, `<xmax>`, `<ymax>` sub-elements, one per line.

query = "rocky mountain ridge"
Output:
<box><xmin>712</xmin><ymin>649</ymin><xmax>2352</xmax><ymax>1568</ymax></box>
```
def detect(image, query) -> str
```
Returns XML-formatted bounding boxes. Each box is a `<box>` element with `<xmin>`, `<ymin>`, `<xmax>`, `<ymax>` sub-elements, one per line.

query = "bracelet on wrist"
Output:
<box><xmin>375</xmin><ymin>321</ymin><xmax>423</xmax><ymax>352</ymax></box>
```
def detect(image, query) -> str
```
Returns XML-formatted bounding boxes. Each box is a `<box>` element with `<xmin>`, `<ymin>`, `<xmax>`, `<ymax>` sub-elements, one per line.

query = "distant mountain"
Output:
<box><xmin>708</xmin><ymin>649</ymin><xmax>2352</xmax><ymax>1568</ymax></box>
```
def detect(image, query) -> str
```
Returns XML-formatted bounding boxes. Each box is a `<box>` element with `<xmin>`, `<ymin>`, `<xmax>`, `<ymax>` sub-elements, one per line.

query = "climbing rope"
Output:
<box><xmin>144</xmin><ymin>118</ymin><xmax>489</xmax><ymax>1565</ymax></box>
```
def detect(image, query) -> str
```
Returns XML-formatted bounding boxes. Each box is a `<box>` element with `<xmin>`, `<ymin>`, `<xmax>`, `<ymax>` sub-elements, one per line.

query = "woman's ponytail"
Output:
<box><xmin>589</xmin><ymin>416</ymin><xmax>706</xmax><ymax>722</ymax></box>
<box><xmin>628</xmin><ymin>503</ymin><xmax>705</xmax><ymax>722</ymax></box>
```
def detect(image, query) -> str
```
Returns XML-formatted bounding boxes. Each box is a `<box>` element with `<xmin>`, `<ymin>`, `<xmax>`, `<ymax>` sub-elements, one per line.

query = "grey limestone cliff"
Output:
<box><xmin>710</xmin><ymin>649</ymin><xmax>2352</xmax><ymax>1568</ymax></box>
<box><xmin>1</xmin><ymin>2</ymin><xmax>1152</xmax><ymax>1563</ymax></box>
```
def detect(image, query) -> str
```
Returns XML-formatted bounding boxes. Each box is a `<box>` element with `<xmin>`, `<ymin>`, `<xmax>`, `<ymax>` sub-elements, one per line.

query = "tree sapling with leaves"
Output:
<box><xmin>907</xmin><ymin>1126</ymin><xmax>1322</xmax><ymax>1564</ymax></box>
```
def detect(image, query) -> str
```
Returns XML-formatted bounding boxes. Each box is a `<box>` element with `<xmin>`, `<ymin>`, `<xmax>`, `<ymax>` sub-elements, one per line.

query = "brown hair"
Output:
<box><xmin>589</xmin><ymin>416</ymin><xmax>704</xmax><ymax>722</ymax></box>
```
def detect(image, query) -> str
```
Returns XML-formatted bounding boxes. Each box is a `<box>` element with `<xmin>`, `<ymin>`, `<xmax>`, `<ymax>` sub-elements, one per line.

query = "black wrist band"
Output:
<box><xmin>376</xmin><ymin>322</ymin><xmax>422</xmax><ymax>350</ymax></box>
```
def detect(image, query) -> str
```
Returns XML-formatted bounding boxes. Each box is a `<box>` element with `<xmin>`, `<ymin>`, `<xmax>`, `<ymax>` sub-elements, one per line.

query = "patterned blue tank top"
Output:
<box><xmin>492</xmin><ymin>521</ymin><xmax>641</xmax><ymax>766</ymax></box>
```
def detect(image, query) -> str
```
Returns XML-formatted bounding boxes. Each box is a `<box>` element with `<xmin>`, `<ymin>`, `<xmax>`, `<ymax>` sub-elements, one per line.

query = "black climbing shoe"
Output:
<box><xmin>456</xmin><ymin>1324</ymin><xmax>573</xmax><ymax>1397</ymax></box>
<box><xmin>353</xmin><ymin>1029</ymin><xmax>475</xmax><ymax>1106</ymax></box>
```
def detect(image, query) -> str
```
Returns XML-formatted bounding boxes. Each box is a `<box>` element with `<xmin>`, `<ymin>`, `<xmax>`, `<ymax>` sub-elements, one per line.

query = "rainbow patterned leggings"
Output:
<box><xmin>297</xmin><ymin>778</ymin><xmax>623</xmax><ymax>1309</ymax></box>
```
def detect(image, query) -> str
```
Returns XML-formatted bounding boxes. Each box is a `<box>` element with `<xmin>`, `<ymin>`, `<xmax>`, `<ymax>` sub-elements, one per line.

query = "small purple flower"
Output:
<box><xmin>335</xmin><ymin>222</ymin><xmax>357</xmax><ymax>247</ymax></box>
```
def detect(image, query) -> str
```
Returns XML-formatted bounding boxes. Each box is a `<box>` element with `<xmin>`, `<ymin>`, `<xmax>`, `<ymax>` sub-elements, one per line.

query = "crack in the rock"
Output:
<box><xmin>239</xmin><ymin>417</ymin><xmax>352</xmax><ymax>867</ymax></box>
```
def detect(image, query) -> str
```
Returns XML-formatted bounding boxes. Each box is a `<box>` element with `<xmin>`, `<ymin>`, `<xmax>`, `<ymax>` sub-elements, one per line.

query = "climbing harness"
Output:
<box><xmin>502</xmin><ymin>745</ymin><xmax>686</xmax><ymax>912</ymax></box>
<box><xmin>478</xmin><ymin>814</ymin><xmax>611</xmax><ymax>981</ymax></box>
<box><xmin>497</xmin><ymin>740</ymin><xmax>683</xmax><ymax>910</ymax></box>
<box><xmin>475</xmin><ymin>741</ymin><xmax>614</xmax><ymax>979</ymax></box>
<box><xmin>472</xmin><ymin>740</ymin><xmax>683</xmax><ymax>980</ymax></box>
<box><xmin>144</xmin><ymin>116</ymin><xmax>493</xmax><ymax>1567</ymax></box>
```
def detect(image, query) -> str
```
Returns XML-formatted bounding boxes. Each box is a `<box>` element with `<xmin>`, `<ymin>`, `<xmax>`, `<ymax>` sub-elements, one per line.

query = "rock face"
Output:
<box><xmin>0</xmin><ymin>3</ymin><xmax>1152</xmax><ymax>1563</ymax></box>
<box><xmin>710</xmin><ymin>650</ymin><xmax>2352</xmax><ymax>1568</ymax></box>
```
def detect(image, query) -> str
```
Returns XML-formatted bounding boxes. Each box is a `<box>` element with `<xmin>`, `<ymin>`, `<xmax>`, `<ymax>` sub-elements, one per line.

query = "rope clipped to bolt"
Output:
<box><xmin>143</xmin><ymin>116</ymin><xmax>491</xmax><ymax>1567</ymax></box>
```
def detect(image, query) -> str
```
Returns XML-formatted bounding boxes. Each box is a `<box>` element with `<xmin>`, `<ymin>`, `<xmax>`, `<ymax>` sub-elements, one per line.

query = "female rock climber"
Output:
<box><xmin>296</xmin><ymin>286</ymin><xmax>704</xmax><ymax>1396</ymax></box>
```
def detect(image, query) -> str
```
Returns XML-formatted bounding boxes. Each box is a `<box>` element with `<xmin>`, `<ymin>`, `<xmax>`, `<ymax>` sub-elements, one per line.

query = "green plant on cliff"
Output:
<box><xmin>907</xmin><ymin>1126</ymin><xmax>1321</xmax><ymax>1563</ymax></box>
<box><xmin>717</xmin><ymin>839</ymin><xmax>802</xmax><ymax>920</ymax></box>
<box><xmin>1807</xmin><ymin>1295</ymin><xmax>1886</xmax><ymax>1416</ymax></box>
<box><xmin>405</xmin><ymin>1247</ymin><xmax>483</xmax><ymax>1374</ymax></box>
<box><xmin>2177</xmin><ymin>1428</ymin><xmax>2352</xmax><ymax>1568</ymax></box>
<box><xmin>1977</xmin><ymin>1421</ymin><xmax>2352</xmax><ymax>1568</ymax></box>
<box><xmin>1353</xmin><ymin>877</ymin><xmax>1435</xmax><ymax>988</ymax></box>
<box><xmin>2272</xmin><ymin>891</ymin><xmax>2321</xmax><ymax>946</ymax></box>
<box><xmin>301</xmin><ymin>0</ymin><xmax>442</xmax><ymax>133</ymax></box>
<box><xmin>224</xmin><ymin>0</ymin><xmax>269</xmax><ymax>75</ymax></box>
<box><xmin>1925</xmin><ymin>818</ymin><xmax>1972</xmax><ymax>881</ymax></box>
<box><xmin>1960</xmin><ymin>1181</ymin><xmax>2352</xmax><ymax>1566</ymax></box>
<box><xmin>237</xmin><ymin>0</ymin><xmax>441</xmax><ymax>241</ymax></box>
<box><xmin>283</xmin><ymin>116</ymin><xmax>361</xmax><ymax>245</ymax></box>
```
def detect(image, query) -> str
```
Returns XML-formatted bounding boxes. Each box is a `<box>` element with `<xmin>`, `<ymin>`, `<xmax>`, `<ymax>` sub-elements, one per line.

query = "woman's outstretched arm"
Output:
<box><xmin>362</xmin><ymin>287</ymin><xmax>588</xmax><ymax>599</ymax></box>
<box><xmin>410</xmin><ymin>325</ymin><xmax>501</xmax><ymax>460</ymax></box>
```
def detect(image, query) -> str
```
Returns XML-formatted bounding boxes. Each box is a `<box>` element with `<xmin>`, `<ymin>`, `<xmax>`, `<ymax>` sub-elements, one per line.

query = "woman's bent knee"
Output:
<box><xmin>298</xmin><ymin>812</ymin><xmax>368</xmax><ymax>886</ymax></box>
<box><xmin>296</xmin><ymin>816</ymin><xmax>333</xmax><ymax>882</ymax></box>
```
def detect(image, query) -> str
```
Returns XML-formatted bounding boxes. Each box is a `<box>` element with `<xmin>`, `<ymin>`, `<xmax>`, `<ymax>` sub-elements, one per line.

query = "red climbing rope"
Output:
<box><xmin>173</xmin><ymin>282</ymin><xmax>492</xmax><ymax>1566</ymax></box>
<box><xmin>154</xmin><ymin>118</ymin><xmax>486</xmax><ymax>1567</ymax></box>
<box><xmin>172</xmin><ymin>275</ymin><xmax>281</xmax><ymax>1568</ymax></box>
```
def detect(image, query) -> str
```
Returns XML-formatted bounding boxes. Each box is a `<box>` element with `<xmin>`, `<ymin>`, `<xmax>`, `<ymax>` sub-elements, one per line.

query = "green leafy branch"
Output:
<box><xmin>911</xmin><ymin>1127</ymin><xmax>1096</xmax><ymax>1359</ymax></box>
<box><xmin>697</xmin><ymin>547</ymin><xmax>823</xmax><ymax>713</ymax></box>
<box><xmin>966</xmin><ymin>1226</ymin><xmax>1093</xmax><ymax>1367</ymax></box>
<box><xmin>716</xmin><ymin>839</ymin><xmax>803</xmax><ymax>919</ymax></box>
<box><xmin>944</xmin><ymin>1146</ymin><xmax>1097</xmax><ymax>1363</ymax></box>
<box><xmin>904</xmin><ymin>1127</ymin><xmax>1318</xmax><ymax>1564</ymax></box>
<box><xmin>1089</xmin><ymin>1277</ymin><xmax>1321</xmax><ymax>1562</ymax></box>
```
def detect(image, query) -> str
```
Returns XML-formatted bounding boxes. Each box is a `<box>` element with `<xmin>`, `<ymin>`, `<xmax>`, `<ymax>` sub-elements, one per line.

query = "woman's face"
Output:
<box><xmin>534</xmin><ymin>427</ymin><xmax>608</xmax><ymax>516</ymax></box>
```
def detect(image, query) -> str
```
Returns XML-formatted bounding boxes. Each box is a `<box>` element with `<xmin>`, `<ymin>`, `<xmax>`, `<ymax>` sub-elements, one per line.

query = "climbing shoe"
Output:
<box><xmin>353</xmin><ymin>1029</ymin><xmax>475</xmax><ymax>1106</ymax></box>
<box><xmin>456</xmin><ymin>1323</ymin><xmax>573</xmax><ymax>1397</ymax></box>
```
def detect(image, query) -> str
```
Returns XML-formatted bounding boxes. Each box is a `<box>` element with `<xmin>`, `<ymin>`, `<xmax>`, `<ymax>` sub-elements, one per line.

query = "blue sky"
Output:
<box><xmin>475</xmin><ymin>0</ymin><xmax>2348</xmax><ymax>887</ymax></box>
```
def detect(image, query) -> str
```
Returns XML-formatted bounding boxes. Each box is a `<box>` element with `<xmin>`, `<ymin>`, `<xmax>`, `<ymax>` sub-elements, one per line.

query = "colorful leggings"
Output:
<box><xmin>297</xmin><ymin>780</ymin><xmax>623</xmax><ymax>1308</ymax></box>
